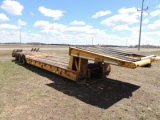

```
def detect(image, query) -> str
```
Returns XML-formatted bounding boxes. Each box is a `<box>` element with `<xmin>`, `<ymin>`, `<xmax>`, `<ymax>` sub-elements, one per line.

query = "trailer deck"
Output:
<box><xmin>12</xmin><ymin>47</ymin><xmax>160</xmax><ymax>83</ymax></box>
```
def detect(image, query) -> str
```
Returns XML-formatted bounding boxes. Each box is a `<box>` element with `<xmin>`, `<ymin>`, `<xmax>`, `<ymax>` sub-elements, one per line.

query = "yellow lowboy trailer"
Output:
<box><xmin>12</xmin><ymin>47</ymin><xmax>160</xmax><ymax>83</ymax></box>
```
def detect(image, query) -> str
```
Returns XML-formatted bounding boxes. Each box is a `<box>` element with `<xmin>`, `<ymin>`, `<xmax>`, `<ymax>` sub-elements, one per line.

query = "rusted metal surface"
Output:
<box><xmin>76</xmin><ymin>47</ymin><xmax>144</xmax><ymax>62</ymax></box>
<box><xmin>26</xmin><ymin>53</ymin><xmax>69</xmax><ymax>69</ymax></box>
<box><xmin>30</xmin><ymin>57</ymin><xmax>69</xmax><ymax>69</ymax></box>
<box><xmin>12</xmin><ymin>48</ymin><xmax>69</xmax><ymax>69</ymax></box>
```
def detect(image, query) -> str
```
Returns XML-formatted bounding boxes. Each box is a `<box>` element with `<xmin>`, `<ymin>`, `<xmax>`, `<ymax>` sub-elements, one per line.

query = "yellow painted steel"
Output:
<box><xmin>134</xmin><ymin>59</ymin><xmax>151</xmax><ymax>67</ymax></box>
<box><xmin>151</xmin><ymin>56</ymin><xmax>160</xmax><ymax>62</ymax></box>
<box><xmin>69</xmin><ymin>47</ymin><xmax>137</xmax><ymax>69</ymax></box>
<box><xmin>26</xmin><ymin>58</ymin><xmax>78</xmax><ymax>81</ymax></box>
<box><xmin>12</xmin><ymin>47</ymin><xmax>160</xmax><ymax>82</ymax></box>
<box><xmin>69</xmin><ymin>47</ymin><xmax>160</xmax><ymax>69</ymax></box>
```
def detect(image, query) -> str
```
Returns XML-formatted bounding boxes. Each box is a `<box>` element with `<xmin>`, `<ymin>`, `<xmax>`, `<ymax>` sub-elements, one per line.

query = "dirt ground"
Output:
<box><xmin>0</xmin><ymin>45</ymin><xmax>160</xmax><ymax>120</ymax></box>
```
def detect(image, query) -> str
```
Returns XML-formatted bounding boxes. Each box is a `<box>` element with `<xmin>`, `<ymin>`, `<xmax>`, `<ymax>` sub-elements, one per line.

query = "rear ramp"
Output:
<box><xmin>69</xmin><ymin>47</ymin><xmax>160</xmax><ymax>69</ymax></box>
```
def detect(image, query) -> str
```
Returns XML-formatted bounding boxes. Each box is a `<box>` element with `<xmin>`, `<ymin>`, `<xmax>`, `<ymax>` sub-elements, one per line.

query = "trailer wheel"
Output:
<box><xmin>18</xmin><ymin>55</ymin><xmax>22</xmax><ymax>63</ymax></box>
<box><xmin>105</xmin><ymin>63</ymin><xmax>111</xmax><ymax>76</ymax></box>
<box><xmin>22</xmin><ymin>55</ymin><xmax>26</xmax><ymax>65</ymax></box>
<box><xmin>87</xmin><ymin>64</ymin><xmax>102</xmax><ymax>78</ymax></box>
<box><xmin>12</xmin><ymin>52</ymin><xmax>15</xmax><ymax>57</ymax></box>
<box><xmin>15</xmin><ymin>54</ymin><xmax>19</xmax><ymax>61</ymax></box>
<box><xmin>101</xmin><ymin>63</ymin><xmax>111</xmax><ymax>79</ymax></box>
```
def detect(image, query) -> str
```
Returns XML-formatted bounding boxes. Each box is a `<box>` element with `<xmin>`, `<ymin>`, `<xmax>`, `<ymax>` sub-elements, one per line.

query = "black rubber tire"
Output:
<box><xmin>18</xmin><ymin>55</ymin><xmax>22</xmax><ymax>63</ymax></box>
<box><xmin>12</xmin><ymin>52</ymin><xmax>15</xmax><ymax>57</ymax></box>
<box><xmin>22</xmin><ymin>55</ymin><xmax>26</xmax><ymax>65</ymax></box>
<box><xmin>15</xmin><ymin>55</ymin><xmax>19</xmax><ymax>61</ymax></box>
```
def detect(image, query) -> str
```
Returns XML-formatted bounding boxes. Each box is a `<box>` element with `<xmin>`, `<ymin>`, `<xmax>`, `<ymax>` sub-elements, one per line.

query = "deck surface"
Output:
<box><xmin>25</xmin><ymin>52</ymin><xmax>69</xmax><ymax>69</ymax></box>
<box><xmin>76</xmin><ymin>47</ymin><xmax>144</xmax><ymax>62</ymax></box>
<box><xmin>21</xmin><ymin>47</ymin><xmax>147</xmax><ymax>69</ymax></box>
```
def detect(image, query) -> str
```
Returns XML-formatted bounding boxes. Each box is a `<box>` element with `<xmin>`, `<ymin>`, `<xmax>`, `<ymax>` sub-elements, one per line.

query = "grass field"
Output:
<box><xmin>0</xmin><ymin>45</ymin><xmax>160</xmax><ymax>120</ymax></box>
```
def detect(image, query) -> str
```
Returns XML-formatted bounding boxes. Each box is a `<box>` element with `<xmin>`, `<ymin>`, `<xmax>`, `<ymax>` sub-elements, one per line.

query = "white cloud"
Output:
<box><xmin>113</xmin><ymin>25</ymin><xmax>130</xmax><ymax>31</ymax></box>
<box><xmin>101</xmin><ymin>7</ymin><xmax>139</xmax><ymax>26</ymax></box>
<box><xmin>38</xmin><ymin>6</ymin><xmax>64</xmax><ymax>20</ymax></box>
<box><xmin>118</xmin><ymin>7</ymin><xmax>137</xmax><ymax>14</ymax></box>
<box><xmin>34</xmin><ymin>20</ymin><xmax>105</xmax><ymax>36</ymax></box>
<box><xmin>92</xmin><ymin>10</ymin><xmax>111</xmax><ymax>18</ymax></box>
<box><xmin>0</xmin><ymin>24</ymin><xmax>20</xmax><ymax>29</ymax></box>
<box><xmin>101</xmin><ymin>13</ymin><xmax>138</xmax><ymax>26</ymax></box>
<box><xmin>34</xmin><ymin>21</ymin><xmax>51</xmax><ymax>29</ymax></box>
<box><xmin>0</xmin><ymin>13</ymin><xmax>9</xmax><ymax>22</ymax></box>
<box><xmin>113</xmin><ymin>25</ymin><xmax>139</xmax><ymax>31</ymax></box>
<box><xmin>34</xmin><ymin>20</ymin><xmax>66</xmax><ymax>33</ymax></box>
<box><xmin>70</xmin><ymin>20</ymin><xmax>85</xmax><ymax>25</ymax></box>
<box><xmin>148</xmin><ymin>20</ymin><xmax>160</xmax><ymax>29</ymax></box>
<box><xmin>0</xmin><ymin>28</ymin><xmax>159</xmax><ymax>46</ymax></box>
<box><xmin>143</xmin><ymin>19</ymin><xmax>149</xmax><ymax>24</ymax></box>
<box><xmin>156</xmin><ymin>4</ymin><xmax>160</xmax><ymax>8</ymax></box>
<box><xmin>31</xmin><ymin>33</ymin><xmax>41</xmax><ymax>38</ymax></box>
<box><xmin>34</xmin><ymin>21</ymin><xmax>66</xmax><ymax>30</ymax></box>
<box><xmin>17</xmin><ymin>19</ymin><xmax>27</xmax><ymax>26</ymax></box>
<box><xmin>66</xmin><ymin>25</ymin><xmax>105</xmax><ymax>35</ymax></box>
<box><xmin>0</xmin><ymin>0</ymin><xmax>24</xmax><ymax>15</ymax></box>
<box><xmin>145</xmin><ymin>31</ymin><xmax>160</xmax><ymax>36</ymax></box>
<box><xmin>150</xmin><ymin>10</ymin><xmax>160</xmax><ymax>17</ymax></box>
<box><xmin>0</xmin><ymin>30</ymin><xmax>44</xmax><ymax>43</ymax></box>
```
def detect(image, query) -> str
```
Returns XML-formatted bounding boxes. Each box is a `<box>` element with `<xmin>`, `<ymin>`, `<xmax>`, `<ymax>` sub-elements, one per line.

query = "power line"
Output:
<box><xmin>137</xmin><ymin>0</ymin><xmax>148</xmax><ymax>51</ymax></box>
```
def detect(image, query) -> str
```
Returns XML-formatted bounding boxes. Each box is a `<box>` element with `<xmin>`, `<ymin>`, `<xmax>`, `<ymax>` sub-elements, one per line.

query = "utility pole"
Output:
<box><xmin>137</xmin><ymin>0</ymin><xmax>148</xmax><ymax>51</ymax></box>
<box><xmin>92</xmin><ymin>37</ymin><xmax>93</xmax><ymax>46</ymax></box>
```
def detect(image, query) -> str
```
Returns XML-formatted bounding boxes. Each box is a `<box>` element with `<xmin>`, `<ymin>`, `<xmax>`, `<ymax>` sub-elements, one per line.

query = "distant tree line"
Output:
<box><xmin>0</xmin><ymin>42</ymin><xmax>160</xmax><ymax>48</ymax></box>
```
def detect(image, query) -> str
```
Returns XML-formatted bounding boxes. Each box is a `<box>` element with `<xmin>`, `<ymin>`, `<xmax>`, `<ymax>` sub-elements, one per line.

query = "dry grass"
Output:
<box><xmin>0</xmin><ymin>46</ymin><xmax>160</xmax><ymax>120</ymax></box>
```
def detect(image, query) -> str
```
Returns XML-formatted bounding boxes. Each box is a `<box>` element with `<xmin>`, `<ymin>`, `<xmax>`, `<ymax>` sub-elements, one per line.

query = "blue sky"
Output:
<box><xmin>0</xmin><ymin>0</ymin><xmax>160</xmax><ymax>46</ymax></box>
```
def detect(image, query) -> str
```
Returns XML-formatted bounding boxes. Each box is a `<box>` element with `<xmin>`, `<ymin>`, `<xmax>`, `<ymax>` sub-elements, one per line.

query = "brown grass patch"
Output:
<box><xmin>0</xmin><ymin>46</ymin><xmax>160</xmax><ymax>120</ymax></box>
